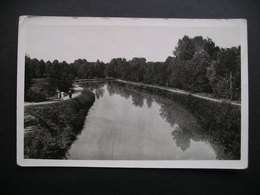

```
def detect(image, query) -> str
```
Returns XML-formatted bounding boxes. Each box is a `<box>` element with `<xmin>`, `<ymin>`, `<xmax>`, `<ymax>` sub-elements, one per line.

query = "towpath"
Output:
<box><xmin>115</xmin><ymin>79</ymin><xmax>241</xmax><ymax>107</ymax></box>
<box><xmin>24</xmin><ymin>84</ymin><xmax>83</xmax><ymax>106</ymax></box>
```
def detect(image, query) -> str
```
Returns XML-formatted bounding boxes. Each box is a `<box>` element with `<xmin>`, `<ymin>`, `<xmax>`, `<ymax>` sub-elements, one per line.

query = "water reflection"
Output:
<box><xmin>105</xmin><ymin>83</ymin><xmax>203</xmax><ymax>153</ymax></box>
<box><xmin>105</xmin><ymin>82</ymin><xmax>229</xmax><ymax>159</ymax></box>
<box><xmin>131</xmin><ymin>93</ymin><xmax>144</xmax><ymax>107</ymax></box>
<box><xmin>75</xmin><ymin>81</ymin><xmax>231</xmax><ymax>160</ymax></box>
<box><xmin>172</xmin><ymin>124</ymin><xmax>192</xmax><ymax>151</ymax></box>
<box><xmin>82</xmin><ymin>82</ymin><xmax>106</xmax><ymax>99</ymax></box>
<box><xmin>146</xmin><ymin>96</ymin><xmax>153</xmax><ymax>108</ymax></box>
<box><xmin>107</xmin><ymin>83</ymin><xmax>131</xmax><ymax>99</ymax></box>
<box><xmin>95</xmin><ymin>88</ymin><xmax>105</xmax><ymax>99</ymax></box>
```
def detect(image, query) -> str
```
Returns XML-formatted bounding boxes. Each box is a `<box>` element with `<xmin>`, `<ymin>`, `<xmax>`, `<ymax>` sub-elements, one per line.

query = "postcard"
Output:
<box><xmin>17</xmin><ymin>16</ymin><xmax>248</xmax><ymax>168</ymax></box>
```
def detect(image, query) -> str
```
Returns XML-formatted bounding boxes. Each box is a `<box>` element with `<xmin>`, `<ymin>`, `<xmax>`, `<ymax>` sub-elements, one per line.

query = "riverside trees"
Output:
<box><xmin>100</xmin><ymin>36</ymin><xmax>240</xmax><ymax>100</ymax></box>
<box><xmin>171</xmin><ymin>36</ymin><xmax>240</xmax><ymax>100</ymax></box>
<box><xmin>25</xmin><ymin>35</ymin><xmax>241</xmax><ymax>101</ymax></box>
<box><xmin>25</xmin><ymin>56</ymin><xmax>75</xmax><ymax>101</ymax></box>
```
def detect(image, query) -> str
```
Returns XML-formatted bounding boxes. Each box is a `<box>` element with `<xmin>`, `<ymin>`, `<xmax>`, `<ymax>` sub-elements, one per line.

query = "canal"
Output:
<box><xmin>67</xmin><ymin>82</ymin><xmax>219</xmax><ymax>160</ymax></box>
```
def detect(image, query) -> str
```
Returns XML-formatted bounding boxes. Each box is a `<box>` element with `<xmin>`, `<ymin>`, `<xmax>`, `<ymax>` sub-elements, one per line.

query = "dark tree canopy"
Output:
<box><xmin>25</xmin><ymin>35</ymin><xmax>241</xmax><ymax>101</ymax></box>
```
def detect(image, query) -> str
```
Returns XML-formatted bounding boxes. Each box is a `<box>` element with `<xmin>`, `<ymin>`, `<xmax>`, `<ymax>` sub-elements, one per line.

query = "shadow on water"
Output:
<box><xmin>81</xmin><ymin>81</ymin><xmax>237</xmax><ymax>160</ymax></box>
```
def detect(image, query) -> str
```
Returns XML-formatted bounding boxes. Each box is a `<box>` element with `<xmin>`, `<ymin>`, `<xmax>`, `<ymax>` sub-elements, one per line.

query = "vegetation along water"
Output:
<box><xmin>24</xmin><ymin>35</ymin><xmax>241</xmax><ymax>160</ymax></box>
<box><xmin>24</xmin><ymin>90</ymin><xmax>95</xmax><ymax>159</ymax></box>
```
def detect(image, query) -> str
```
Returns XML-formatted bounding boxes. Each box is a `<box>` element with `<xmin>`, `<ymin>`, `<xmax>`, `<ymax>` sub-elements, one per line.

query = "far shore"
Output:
<box><xmin>75</xmin><ymin>78</ymin><xmax>241</xmax><ymax>107</ymax></box>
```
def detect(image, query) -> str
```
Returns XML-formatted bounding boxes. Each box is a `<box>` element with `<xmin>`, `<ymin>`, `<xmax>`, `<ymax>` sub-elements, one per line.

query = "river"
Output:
<box><xmin>67</xmin><ymin>82</ymin><xmax>220</xmax><ymax>160</ymax></box>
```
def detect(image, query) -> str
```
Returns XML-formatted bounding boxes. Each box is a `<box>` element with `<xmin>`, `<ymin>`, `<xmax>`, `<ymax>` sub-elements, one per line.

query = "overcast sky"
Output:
<box><xmin>25</xmin><ymin>24</ymin><xmax>240</xmax><ymax>63</ymax></box>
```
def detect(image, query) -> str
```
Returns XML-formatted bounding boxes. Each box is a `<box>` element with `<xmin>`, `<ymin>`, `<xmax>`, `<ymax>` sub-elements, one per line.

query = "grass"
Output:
<box><xmin>24</xmin><ymin>89</ymin><xmax>95</xmax><ymax>159</ymax></box>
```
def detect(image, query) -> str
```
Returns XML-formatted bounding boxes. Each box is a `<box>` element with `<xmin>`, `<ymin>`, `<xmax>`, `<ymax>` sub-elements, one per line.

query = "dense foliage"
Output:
<box><xmin>71</xmin><ymin>35</ymin><xmax>241</xmax><ymax>100</ymax></box>
<box><xmin>25</xmin><ymin>55</ymin><xmax>75</xmax><ymax>101</ymax></box>
<box><xmin>25</xmin><ymin>35</ymin><xmax>241</xmax><ymax>100</ymax></box>
<box><xmin>24</xmin><ymin>90</ymin><xmax>95</xmax><ymax>159</ymax></box>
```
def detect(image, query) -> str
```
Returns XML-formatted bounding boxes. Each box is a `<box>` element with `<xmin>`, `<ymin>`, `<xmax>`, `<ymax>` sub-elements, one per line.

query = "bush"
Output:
<box><xmin>24</xmin><ymin>89</ymin><xmax>95</xmax><ymax>159</ymax></box>
<box><xmin>25</xmin><ymin>89</ymin><xmax>46</xmax><ymax>102</ymax></box>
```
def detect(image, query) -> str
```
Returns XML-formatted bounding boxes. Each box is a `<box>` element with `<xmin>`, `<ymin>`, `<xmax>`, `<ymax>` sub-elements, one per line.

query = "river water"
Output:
<box><xmin>67</xmin><ymin>82</ymin><xmax>219</xmax><ymax>160</ymax></box>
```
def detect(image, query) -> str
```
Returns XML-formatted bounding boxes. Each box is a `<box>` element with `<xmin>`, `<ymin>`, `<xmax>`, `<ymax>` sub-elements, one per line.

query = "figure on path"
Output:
<box><xmin>61</xmin><ymin>91</ymin><xmax>64</xmax><ymax>100</ymax></box>
<box><xmin>57</xmin><ymin>89</ymin><xmax>61</xmax><ymax>100</ymax></box>
<box><xmin>68</xmin><ymin>89</ymin><xmax>72</xmax><ymax>98</ymax></box>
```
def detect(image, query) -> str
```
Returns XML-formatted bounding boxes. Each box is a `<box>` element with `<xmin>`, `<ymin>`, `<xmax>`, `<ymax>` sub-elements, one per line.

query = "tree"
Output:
<box><xmin>203</xmin><ymin>37</ymin><xmax>220</xmax><ymax>59</ymax></box>
<box><xmin>187</xmin><ymin>49</ymin><xmax>211</xmax><ymax>92</ymax></box>
<box><xmin>143</xmin><ymin>62</ymin><xmax>155</xmax><ymax>84</ymax></box>
<box><xmin>173</xmin><ymin>35</ymin><xmax>195</xmax><ymax>60</ymax></box>
<box><xmin>24</xmin><ymin>34</ymin><xmax>240</xmax><ymax>101</ymax></box>
<box><xmin>170</xmin><ymin>35</ymin><xmax>239</xmax><ymax>97</ymax></box>
<box><xmin>25</xmin><ymin>55</ymin><xmax>33</xmax><ymax>93</ymax></box>
<box><xmin>94</xmin><ymin>60</ymin><xmax>105</xmax><ymax>78</ymax></box>
<box><xmin>207</xmin><ymin>47</ymin><xmax>240</xmax><ymax>100</ymax></box>
<box><xmin>45</xmin><ymin>60</ymin><xmax>75</xmax><ymax>92</ymax></box>
<box><xmin>128</xmin><ymin>58</ymin><xmax>146</xmax><ymax>82</ymax></box>
<box><xmin>34</xmin><ymin>59</ymin><xmax>46</xmax><ymax>77</ymax></box>
<box><xmin>167</xmin><ymin>57</ymin><xmax>189</xmax><ymax>89</ymax></box>
<box><xmin>171</xmin><ymin>36</ymin><xmax>213</xmax><ymax>91</ymax></box>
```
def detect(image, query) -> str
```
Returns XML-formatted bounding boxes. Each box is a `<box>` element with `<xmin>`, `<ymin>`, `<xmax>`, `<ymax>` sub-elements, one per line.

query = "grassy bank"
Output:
<box><xmin>24</xmin><ymin>89</ymin><xmax>95</xmax><ymax>159</ymax></box>
<box><xmin>113</xmin><ymin>80</ymin><xmax>241</xmax><ymax>160</ymax></box>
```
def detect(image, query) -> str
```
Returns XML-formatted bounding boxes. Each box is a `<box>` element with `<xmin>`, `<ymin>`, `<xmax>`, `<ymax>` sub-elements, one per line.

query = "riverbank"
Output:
<box><xmin>77</xmin><ymin>78</ymin><xmax>240</xmax><ymax>106</ymax></box>
<box><xmin>24</xmin><ymin>89</ymin><xmax>95</xmax><ymax>159</ymax></box>
<box><xmin>112</xmin><ymin>79</ymin><xmax>241</xmax><ymax>159</ymax></box>
<box><xmin>114</xmin><ymin>79</ymin><xmax>240</xmax><ymax>106</ymax></box>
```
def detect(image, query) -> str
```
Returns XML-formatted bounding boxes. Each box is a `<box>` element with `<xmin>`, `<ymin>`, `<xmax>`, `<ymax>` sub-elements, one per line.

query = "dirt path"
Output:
<box><xmin>115</xmin><ymin>79</ymin><xmax>241</xmax><ymax>107</ymax></box>
<box><xmin>24</xmin><ymin>84</ymin><xmax>83</xmax><ymax>106</ymax></box>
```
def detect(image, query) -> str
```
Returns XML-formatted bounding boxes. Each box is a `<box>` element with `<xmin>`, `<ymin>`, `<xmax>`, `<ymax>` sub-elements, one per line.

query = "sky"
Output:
<box><xmin>25</xmin><ymin>24</ymin><xmax>241</xmax><ymax>63</ymax></box>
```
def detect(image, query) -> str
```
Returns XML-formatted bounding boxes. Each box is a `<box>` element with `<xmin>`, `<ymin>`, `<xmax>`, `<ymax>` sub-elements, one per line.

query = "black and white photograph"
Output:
<box><xmin>17</xmin><ymin>16</ymin><xmax>248</xmax><ymax>168</ymax></box>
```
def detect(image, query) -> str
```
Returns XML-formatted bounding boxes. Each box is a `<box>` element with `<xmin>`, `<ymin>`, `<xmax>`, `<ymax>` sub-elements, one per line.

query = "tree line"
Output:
<box><xmin>25</xmin><ymin>35</ymin><xmax>241</xmax><ymax>101</ymax></box>
<box><xmin>25</xmin><ymin>56</ymin><xmax>75</xmax><ymax>101</ymax></box>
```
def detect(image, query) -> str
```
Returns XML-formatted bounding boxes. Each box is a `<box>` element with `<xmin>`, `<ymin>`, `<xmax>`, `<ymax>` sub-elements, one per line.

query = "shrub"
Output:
<box><xmin>25</xmin><ymin>89</ymin><xmax>46</xmax><ymax>102</ymax></box>
<box><xmin>24</xmin><ymin>89</ymin><xmax>95</xmax><ymax>159</ymax></box>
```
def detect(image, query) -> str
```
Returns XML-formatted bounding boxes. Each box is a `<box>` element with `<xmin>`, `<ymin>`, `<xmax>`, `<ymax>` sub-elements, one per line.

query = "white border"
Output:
<box><xmin>17</xmin><ymin>16</ymin><xmax>248</xmax><ymax>169</ymax></box>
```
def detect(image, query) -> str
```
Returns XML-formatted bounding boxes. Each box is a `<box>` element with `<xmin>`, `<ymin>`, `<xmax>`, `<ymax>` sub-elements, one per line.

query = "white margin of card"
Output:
<box><xmin>16</xmin><ymin>16</ymin><xmax>248</xmax><ymax>169</ymax></box>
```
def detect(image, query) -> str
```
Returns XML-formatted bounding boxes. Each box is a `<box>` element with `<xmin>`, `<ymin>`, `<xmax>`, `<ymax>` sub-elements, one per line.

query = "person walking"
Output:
<box><xmin>61</xmin><ymin>91</ymin><xmax>64</xmax><ymax>100</ymax></box>
<box><xmin>68</xmin><ymin>90</ymin><xmax>72</xmax><ymax>98</ymax></box>
<box><xmin>56</xmin><ymin>89</ymin><xmax>61</xmax><ymax>100</ymax></box>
